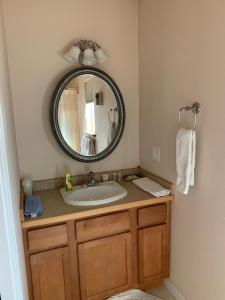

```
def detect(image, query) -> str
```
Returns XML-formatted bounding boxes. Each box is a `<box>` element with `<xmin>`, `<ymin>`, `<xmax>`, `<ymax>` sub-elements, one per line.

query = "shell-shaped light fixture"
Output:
<box><xmin>82</xmin><ymin>48</ymin><xmax>98</xmax><ymax>66</ymax></box>
<box><xmin>64</xmin><ymin>45</ymin><xmax>81</xmax><ymax>63</ymax></box>
<box><xmin>94</xmin><ymin>48</ymin><xmax>108</xmax><ymax>63</ymax></box>
<box><xmin>64</xmin><ymin>40</ymin><xmax>108</xmax><ymax>66</ymax></box>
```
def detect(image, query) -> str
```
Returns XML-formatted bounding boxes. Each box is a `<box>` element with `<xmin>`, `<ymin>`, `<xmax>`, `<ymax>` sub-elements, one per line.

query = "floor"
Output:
<box><xmin>147</xmin><ymin>285</ymin><xmax>176</xmax><ymax>300</ymax></box>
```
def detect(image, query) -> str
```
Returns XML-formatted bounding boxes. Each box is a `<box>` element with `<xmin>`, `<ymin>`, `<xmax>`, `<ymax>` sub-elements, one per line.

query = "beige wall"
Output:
<box><xmin>2</xmin><ymin>0</ymin><xmax>139</xmax><ymax>180</ymax></box>
<box><xmin>0</xmin><ymin>1</ymin><xmax>28</xmax><ymax>298</ymax></box>
<box><xmin>3</xmin><ymin>1</ymin><xmax>225</xmax><ymax>298</ymax></box>
<box><xmin>139</xmin><ymin>1</ymin><xmax>225</xmax><ymax>299</ymax></box>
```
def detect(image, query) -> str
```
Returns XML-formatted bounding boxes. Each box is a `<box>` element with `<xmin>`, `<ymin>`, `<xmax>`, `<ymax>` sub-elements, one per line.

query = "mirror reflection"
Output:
<box><xmin>58</xmin><ymin>74</ymin><xmax>118</xmax><ymax>156</ymax></box>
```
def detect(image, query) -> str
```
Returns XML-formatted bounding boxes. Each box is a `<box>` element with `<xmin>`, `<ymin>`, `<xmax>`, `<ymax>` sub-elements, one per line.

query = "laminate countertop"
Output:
<box><xmin>21</xmin><ymin>179</ymin><xmax>174</xmax><ymax>229</ymax></box>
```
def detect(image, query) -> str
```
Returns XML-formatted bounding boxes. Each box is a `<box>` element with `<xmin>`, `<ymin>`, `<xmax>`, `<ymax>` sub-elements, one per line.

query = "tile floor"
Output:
<box><xmin>148</xmin><ymin>285</ymin><xmax>176</xmax><ymax>300</ymax></box>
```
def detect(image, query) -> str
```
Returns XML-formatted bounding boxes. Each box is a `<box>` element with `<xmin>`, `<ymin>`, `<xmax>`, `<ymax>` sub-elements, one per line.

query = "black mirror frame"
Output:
<box><xmin>50</xmin><ymin>67</ymin><xmax>126</xmax><ymax>163</ymax></box>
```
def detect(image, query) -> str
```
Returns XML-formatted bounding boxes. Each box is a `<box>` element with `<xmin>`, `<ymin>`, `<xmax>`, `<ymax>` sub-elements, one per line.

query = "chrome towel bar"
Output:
<box><xmin>179</xmin><ymin>102</ymin><xmax>200</xmax><ymax>130</ymax></box>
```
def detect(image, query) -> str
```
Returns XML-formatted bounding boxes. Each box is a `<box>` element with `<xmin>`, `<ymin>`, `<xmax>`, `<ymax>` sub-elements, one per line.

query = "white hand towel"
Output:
<box><xmin>108</xmin><ymin>121</ymin><xmax>117</xmax><ymax>145</ymax></box>
<box><xmin>176</xmin><ymin>128</ymin><xmax>196</xmax><ymax>195</ymax></box>
<box><xmin>133</xmin><ymin>177</ymin><xmax>171</xmax><ymax>198</ymax></box>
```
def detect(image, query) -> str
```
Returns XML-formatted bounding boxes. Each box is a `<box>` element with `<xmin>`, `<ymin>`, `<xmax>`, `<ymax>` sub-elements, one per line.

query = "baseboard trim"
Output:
<box><xmin>164</xmin><ymin>279</ymin><xmax>186</xmax><ymax>300</ymax></box>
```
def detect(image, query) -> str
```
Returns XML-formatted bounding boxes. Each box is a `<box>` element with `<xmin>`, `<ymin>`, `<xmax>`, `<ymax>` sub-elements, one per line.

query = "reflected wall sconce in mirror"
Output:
<box><xmin>95</xmin><ymin>92</ymin><xmax>103</xmax><ymax>106</ymax></box>
<box><xmin>64</xmin><ymin>40</ymin><xmax>108</xmax><ymax>66</ymax></box>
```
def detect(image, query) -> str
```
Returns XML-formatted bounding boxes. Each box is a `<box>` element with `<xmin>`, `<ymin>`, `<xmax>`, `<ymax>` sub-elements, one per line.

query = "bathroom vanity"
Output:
<box><xmin>20</xmin><ymin>67</ymin><xmax>174</xmax><ymax>300</ymax></box>
<box><xmin>21</xmin><ymin>169</ymin><xmax>174</xmax><ymax>300</ymax></box>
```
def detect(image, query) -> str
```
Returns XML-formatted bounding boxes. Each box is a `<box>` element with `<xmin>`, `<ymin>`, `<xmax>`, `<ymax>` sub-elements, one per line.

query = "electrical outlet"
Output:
<box><xmin>155</xmin><ymin>147</ymin><xmax>160</xmax><ymax>162</ymax></box>
<box><xmin>152</xmin><ymin>146</ymin><xmax>156</xmax><ymax>160</ymax></box>
<box><xmin>152</xmin><ymin>146</ymin><xmax>160</xmax><ymax>162</ymax></box>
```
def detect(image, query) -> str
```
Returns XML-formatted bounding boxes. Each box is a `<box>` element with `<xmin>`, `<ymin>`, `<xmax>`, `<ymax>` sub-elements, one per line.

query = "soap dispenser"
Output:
<box><xmin>65</xmin><ymin>166</ymin><xmax>73</xmax><ymax>191</ymax></box>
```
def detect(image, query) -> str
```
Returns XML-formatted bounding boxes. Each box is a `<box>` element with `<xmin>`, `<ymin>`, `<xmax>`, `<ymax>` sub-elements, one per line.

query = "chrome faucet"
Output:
<box><xmin>87</xmin><ymin>171</ymin><xmax>96</xmax><ymax>187</ymax></box>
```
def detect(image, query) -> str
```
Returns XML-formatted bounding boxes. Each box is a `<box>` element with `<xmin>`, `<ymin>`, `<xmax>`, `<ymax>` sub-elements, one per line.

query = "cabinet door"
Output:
<box><xmin>78</xmin><ymin>232</ymin><xmax>132</xmax><ymax>300</ymax></box>
<box><xmin>30</xmin><ymin>247</ymin><xmax>72</xmax><ymax>300</ymax></box>
<box><xmin>138</xmin><ymin>225</ymin><xmax>168</xmax><ymax>285</ymax></box>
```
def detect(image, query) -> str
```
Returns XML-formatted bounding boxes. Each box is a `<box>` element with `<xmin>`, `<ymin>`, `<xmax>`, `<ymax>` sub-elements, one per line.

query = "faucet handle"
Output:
<box><xmin>87</xmin><ymin>171</ymin><xmax>96</xmax><ymax>187</ymax></box>
<box><xmin>88</xmin><ymin>171</ymin><xmax>94</xmax><ymax>178</ymax></box>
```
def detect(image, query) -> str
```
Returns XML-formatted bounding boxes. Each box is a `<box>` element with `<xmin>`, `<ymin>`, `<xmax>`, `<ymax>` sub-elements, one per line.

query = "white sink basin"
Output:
<box><xmin>60</xmin><ymin>181</ymin><xmax>127</xmax><ymax>206</ymax></box>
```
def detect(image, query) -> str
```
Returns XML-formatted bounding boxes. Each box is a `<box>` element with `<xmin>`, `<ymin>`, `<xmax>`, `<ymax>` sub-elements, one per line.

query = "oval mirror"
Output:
<box><xmin>50</xmin><ymin>67</ymin><xmax>125</xmax><ymax>162</ymax></box>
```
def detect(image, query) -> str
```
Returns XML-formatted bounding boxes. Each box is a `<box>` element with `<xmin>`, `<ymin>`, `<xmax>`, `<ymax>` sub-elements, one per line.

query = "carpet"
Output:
<box><xmin>107</xmin><ymin>289</ymin><xmax>162</xmax><ymax>300</ymax></box>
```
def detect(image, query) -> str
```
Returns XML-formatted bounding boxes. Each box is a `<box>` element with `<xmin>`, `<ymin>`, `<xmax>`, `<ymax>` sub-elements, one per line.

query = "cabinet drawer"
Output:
<box><xmin>138</xmin><ymin>204</ymin><xmax>167</xmax><ymax>227</ymax></box>
<box><xmin>28</xmin><ymin>224</ymin><xmax>68</xmax><ymax>251</ymax></box>
<box><xmin>76</xmin><ymin>212</ymin><xmax>130</xmax><ymax>242</ymax></box>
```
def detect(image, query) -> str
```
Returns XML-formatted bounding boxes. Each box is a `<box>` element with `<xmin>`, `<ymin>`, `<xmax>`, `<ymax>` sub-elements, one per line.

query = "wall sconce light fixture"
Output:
<box><xmin>64</xmin><ymin>40</ymin><xmax>108</xmax><ymax>66</ymax></box>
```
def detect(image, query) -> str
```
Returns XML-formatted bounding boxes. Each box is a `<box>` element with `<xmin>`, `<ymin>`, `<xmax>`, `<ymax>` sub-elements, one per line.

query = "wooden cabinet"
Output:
<box><xmin>78</xmin><ymin>233</ymin><xmax>132</xmax><ymax>300</ymax></box>
<box><xmin>28</xmin><ymin>225</ymin><xmax>68</xmax><ymax>252</ymax></box>
<box><xmin>76</xmin><ymin>212</ymin><xmax>130</xmax><ymax>242</ymax></box>
<box><xmin>24</xmin><ymin>202</ymin><xmax>171</xmax><ymax>300</ymax></box>
<box><xmin>138</xmin><ymin>225</ymin><xmax>168</xmax><ymax>285</ymax></box>
<box><xmin>138</xmin><ymin>204</ymin><xmax>167</xmax><ymax>227</ymax></box>
<box><xmin>30</xmin><ymin>247</ymin><xmax>72</xmax><ymax>300</ymax></box>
